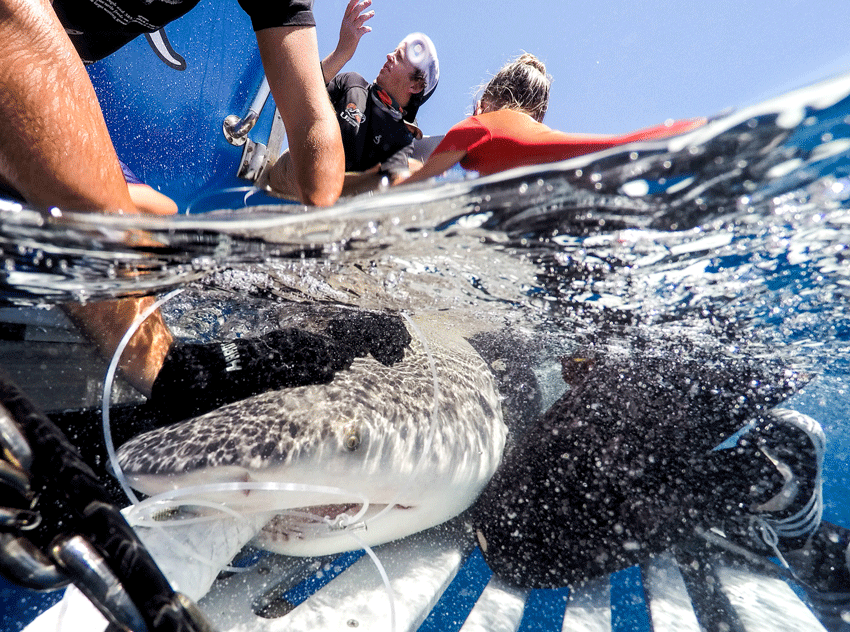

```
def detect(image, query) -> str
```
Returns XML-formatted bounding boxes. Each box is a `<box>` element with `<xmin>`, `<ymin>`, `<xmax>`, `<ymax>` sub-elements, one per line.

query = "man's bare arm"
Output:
<box><xmin>0</xmin><ymin>0</ymin><xmax>179</xmax><ymax>395</ymax></box>
<box><xmin>0</xmin><ymin>0</ymin><xmax>136</xmax><ymax>213</ymax></box>
<box><xmin>257</xmin><ymin>26</ymin><xmax>344</xmax><ymax>206</ymax></box>
<box><xmin>63</xmin><ymin>299</ymin><xmax>173</xmax><ymax>397</ymax></box>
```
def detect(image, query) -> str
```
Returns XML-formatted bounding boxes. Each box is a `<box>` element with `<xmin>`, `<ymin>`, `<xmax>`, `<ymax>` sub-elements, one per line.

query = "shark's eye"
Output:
<box><xmin>344</xmin><ymin>427</ymin><xmax>361</xmax><ymax>451</ymax></box>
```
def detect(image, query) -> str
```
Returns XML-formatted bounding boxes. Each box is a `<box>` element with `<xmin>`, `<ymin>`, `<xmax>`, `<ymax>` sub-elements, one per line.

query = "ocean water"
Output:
<box><xmin>4</xmin><ymin>71</ymin><xmax>850</xmax><ymax>631</ymax></box>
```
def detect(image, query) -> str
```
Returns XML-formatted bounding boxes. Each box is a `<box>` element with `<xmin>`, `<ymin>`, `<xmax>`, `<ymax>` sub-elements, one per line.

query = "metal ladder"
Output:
<box><xmin>222</xmin><ymin>76</ymin><xmax>286</xmax><ymax>188</ymax></box>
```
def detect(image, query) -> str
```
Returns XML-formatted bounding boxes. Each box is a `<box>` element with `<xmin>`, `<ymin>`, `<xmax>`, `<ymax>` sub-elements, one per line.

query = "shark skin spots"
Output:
<box><xmin>117</xmin><ymin>314</ymin><xmax>508</xmax><ymax>558</ymax></box>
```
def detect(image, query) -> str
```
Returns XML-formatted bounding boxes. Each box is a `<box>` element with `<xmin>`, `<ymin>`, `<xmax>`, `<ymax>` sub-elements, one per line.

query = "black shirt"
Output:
<box><xmin>52</xmin><ymin>0</ymin><xmax>315</xmax><ymax>63</ymax></box>
<box><xmin>327</xmin><ymin>72</ymin><xmax>415</xmax><ymax>177</ymax></box>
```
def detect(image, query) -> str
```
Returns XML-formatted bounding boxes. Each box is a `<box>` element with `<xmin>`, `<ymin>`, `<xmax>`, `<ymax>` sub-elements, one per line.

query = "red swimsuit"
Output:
<box><xmin>430</xmin><ymin>110</ymin><xmax>704</xmax><ymax>176</ymax></box>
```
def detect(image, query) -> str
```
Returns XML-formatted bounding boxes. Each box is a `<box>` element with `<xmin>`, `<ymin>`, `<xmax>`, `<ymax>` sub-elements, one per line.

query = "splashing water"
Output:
<box><xmin>7</xmin><ymin>71</ymin><xmax>850</xmax><ymax>632</ymax></box>
<box><xmin>4</xmin><ymin>72</ymin><xmax>850</xmax><ymax>363</ymax></box>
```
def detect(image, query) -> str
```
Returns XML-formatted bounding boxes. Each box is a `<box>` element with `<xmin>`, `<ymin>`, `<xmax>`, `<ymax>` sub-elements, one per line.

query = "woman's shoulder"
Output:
<box><xmin>466</xmin><ymin>110</ymin><xmax>551</xmax><ymax>140</ymax></box>
<box><xmin>475</xmin><ymin>109</ymin><xmax>540</xmax><ymax>127</ymax></box>
<box><xmin>438</xmin><ymin>110</ymin><xmax>537</xmax><ymax>150</ymax></box>
<box><xmin>442</xmin><ymin>110</ymin><xmax>532</xmax><ymax>137</ymax></box>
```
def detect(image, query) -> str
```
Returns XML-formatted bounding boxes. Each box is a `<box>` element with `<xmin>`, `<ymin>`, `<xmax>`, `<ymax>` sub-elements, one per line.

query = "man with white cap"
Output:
<box><xmin>268</xmin><ymin>1</ymin><xmax>439</xmax><ymax>199</ymax></box>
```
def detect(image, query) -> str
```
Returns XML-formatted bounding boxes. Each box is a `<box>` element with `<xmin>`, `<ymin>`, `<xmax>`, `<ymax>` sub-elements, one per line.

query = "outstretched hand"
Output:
<box><xmin>337</xmin><ymin>0</ymin><xmax>375</xmax><ymax>59</ymax></box>
<box><xmin>150</xmin><ymin>328</ymin><xmax>354</xmax><ymax>423</ymax></box>
<box><xmin>322</xmin><ymin>0</ymin><xmax>375</xmax><ymax>82</ymax></box>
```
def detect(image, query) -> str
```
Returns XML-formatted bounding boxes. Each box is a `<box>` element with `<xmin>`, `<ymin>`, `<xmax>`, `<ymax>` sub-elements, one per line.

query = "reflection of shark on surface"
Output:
<box><xmin>114</xmin><ymin>313</ymin><xmax>511</xmax><ymax>599</ymax></box>
<box><xmin>468</xmin><ymin>328</ymin><xmax>850</xmax><ymax>632</ymax></box>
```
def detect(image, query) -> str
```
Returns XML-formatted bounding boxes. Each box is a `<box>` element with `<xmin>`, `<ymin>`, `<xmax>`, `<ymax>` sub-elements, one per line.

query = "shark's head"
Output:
<box><xmin>117</xmin><ymin>316</ymin><xmax>508</xmax><ymax>556</ymax></box>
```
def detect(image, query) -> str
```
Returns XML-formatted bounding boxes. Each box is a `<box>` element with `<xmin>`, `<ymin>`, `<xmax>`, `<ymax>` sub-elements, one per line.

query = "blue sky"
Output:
<box><xmin>312</xmin><ymin>1</ymin><xmax>850</xmax><ymax>137</ymax></box>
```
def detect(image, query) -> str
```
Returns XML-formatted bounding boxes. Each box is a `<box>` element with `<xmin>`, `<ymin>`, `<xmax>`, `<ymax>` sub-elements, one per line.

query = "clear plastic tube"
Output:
<box><xmin>102</xmin><ymin>288</ymin><xmax>184</xmax><ymax>506</ymax></box>
<box><xmin>347</xmin><ymin>531</ymin><xmax>397</xmax><ymax>632</ymax></box>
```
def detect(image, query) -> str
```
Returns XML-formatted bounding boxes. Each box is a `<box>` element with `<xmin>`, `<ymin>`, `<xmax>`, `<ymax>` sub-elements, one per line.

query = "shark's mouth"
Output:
<box><xmin>257</xmin><ymin>503</ymin><xmax>414</xmax><ymax>544</ymax></box>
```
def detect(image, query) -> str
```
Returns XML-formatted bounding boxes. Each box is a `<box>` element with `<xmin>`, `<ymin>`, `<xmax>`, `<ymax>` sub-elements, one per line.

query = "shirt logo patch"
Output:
<box><xmin>341</xmin><ymin>103</ymin><xmax>364</xmax><ymax>126</ymax></box>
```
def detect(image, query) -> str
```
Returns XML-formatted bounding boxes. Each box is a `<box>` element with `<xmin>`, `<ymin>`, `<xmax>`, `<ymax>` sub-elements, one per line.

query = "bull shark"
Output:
<box><xmin>116</xmin><ymin>313</ymin><xmax>508</xmax><ymax>574</ymax></box>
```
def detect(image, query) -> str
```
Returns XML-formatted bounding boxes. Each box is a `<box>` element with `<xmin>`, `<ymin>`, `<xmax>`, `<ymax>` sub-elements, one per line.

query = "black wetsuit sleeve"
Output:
<box><xmin>236</xmin><ymin>0</ymin><xmax>315</xmax><ymax>32</ymax></box>
<box><xmin>326</xmin><ymin>74</ymin><xmax>346</xmax><ymax>101</ymax></box>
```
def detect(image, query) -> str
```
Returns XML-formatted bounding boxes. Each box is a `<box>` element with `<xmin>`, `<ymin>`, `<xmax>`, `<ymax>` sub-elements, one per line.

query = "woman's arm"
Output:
<box><xmin>395</xmin><ymin>149</ymin><xmax>467</xmax><ymax>186</ymax></box>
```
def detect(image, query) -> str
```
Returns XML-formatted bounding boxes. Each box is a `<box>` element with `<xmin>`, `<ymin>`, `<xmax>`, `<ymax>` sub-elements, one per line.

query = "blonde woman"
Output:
<box><xmin>401</xmin><ymin>53</ymin><xmax>703</xmax><ymax>184</ymax></box>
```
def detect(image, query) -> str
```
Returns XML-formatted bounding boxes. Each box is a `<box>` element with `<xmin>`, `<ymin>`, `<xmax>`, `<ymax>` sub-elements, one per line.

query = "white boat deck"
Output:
<box><xmin>198</xmin><ymin>520</ymin><xmax>827</xmax><ymax>632</ymax></box>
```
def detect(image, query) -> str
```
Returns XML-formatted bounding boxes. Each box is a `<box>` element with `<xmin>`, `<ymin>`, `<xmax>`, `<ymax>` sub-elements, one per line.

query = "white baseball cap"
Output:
<box><xmin>401</xmin><ymin>32</ymin><xmax>439</xmax><ymax>100</ymax></box>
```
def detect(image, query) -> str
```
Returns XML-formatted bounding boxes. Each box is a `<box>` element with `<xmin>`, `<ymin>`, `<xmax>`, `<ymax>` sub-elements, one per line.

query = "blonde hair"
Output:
<box><xmin>479</xmin><ymin>53</ymin><xmax>551</xmax><ymax>122</ymax></box>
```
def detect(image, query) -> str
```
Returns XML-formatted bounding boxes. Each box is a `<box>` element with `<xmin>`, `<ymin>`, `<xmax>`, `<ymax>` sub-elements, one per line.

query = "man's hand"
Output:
<box><xmin>150</xmin><ymin>327</ymin><xmax>354</xmax><ymax>422</ymax></box>
<box><xmin>322</xmin><ymin>0</ymin><xmax>375</xmax><ymax>82</ymax></box>
<box><xmin>326</xmin><ymin>311</ymin><xmax>411</xmax><ymax>366</ymax></box>
<box><xmin>338</xmin><ymin>0</ymin><xmax>374</xmax><ymax>57</ymax></box>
